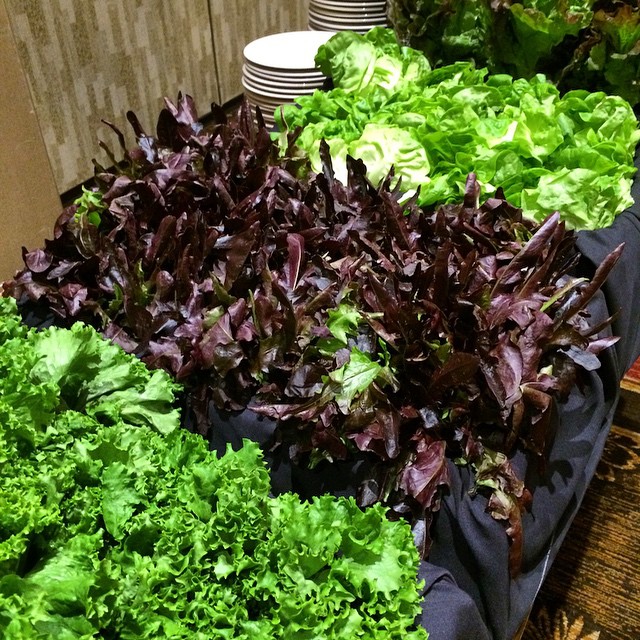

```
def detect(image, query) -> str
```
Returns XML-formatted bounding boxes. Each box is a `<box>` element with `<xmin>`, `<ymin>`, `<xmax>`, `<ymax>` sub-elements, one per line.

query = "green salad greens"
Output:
<box><xmin>0</xmin><ymin>298</ymin><xmax>428</xmax><ymax>639</ymax></box>
<box><xmin>387</xmin><ymin>1</ymin><xmax>640</xmax><ymax>108</ymax></box>
<box><xmin>314</xmin><ymin>24</ymin><xmax>432</xmax><ymax>95</ymax></box>
<box><xmin>277</xmin><ymin>28</ymin><xmax>639</xmax><ymax>230</ymax></box>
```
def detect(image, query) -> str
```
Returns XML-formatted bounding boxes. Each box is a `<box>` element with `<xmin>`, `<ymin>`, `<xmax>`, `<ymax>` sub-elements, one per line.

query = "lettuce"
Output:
<box><xmin>315</xmin><ymin>27</ymin><xmax>432</xmax><ymax>96</ymax></box>
<box><xmin>311</xmin><ymin>123</ymin><xmax>430</xmax><ymax>189</ymax></box>
<box><xmin>499</xmin><ymin>0</ymin><xmax>594</xmax><ymax>77</ymax></box>
<box><xmin>0</xmin><ymin>299</ymin><xmax>428</xmax><ymax>639</ymax></box>
<box><xmin>278</xmin><ymin>29</ymin><xmax>639</xmax><ymax>229</ymax></box>
<box><xmin>4</xmin><ymin>102</ymin><xmax>622</xmax><ymax>574</ymax></box>
<box><xmin>388</xmin><ymin>1</ymin><xmax>494</xmax><ymax>69</ymax></box>
<box><xmin>29</xmin><ymin>323</ymin><xmax>181</xmax><ymax>434</ymax></box>
<box><xmin>387</xmin><ymin>1</ymin><xmax>640</xmax><ymax>107</ymax></box>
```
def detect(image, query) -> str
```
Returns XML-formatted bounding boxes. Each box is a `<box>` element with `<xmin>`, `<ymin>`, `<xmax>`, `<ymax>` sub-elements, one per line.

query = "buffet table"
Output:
<box><xmin>3</xmin><ymin>4</ymin><xmax>639</xmax><ymax>635</ymax></box>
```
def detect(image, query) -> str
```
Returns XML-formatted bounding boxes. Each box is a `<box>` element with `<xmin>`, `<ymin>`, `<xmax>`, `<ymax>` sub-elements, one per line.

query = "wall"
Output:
<box><xmin>0</xmin><ymin>0</ymin><xmax>60</xmax><ymax>281</ymax></box>
<box><xmin>0</xmin><ymin>0</ymin><xmax>310</xmax><ymax>280</ymax></box>
<box><xmin>4</xmin><ymin>0</ymin><xmax>220</xmax><ymax>195</ymax></box>
<box><xmin>209</xmin><ymin>0</ymin><xmax>310</xmax><ymax>104</ymax></box>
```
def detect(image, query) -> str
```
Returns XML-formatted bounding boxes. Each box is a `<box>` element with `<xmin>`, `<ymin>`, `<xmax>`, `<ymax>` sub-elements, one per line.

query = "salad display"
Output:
<box><xmin>4</xmin><ymin>96</ymin><xmax>622</xmax><ymax>573</ymax></box>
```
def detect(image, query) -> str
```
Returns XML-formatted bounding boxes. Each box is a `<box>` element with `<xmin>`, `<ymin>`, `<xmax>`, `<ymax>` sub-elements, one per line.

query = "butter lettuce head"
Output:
<box><xmin>387</xmin><ymin>1</ymin><xmax>640</xmax><ymax>106</ymax></box>
<box><xmin>314</xmin><ymin>123</ymin><xmax>431</xmax><ymax>189</ymax></box>
<box><xmin>314</xmin><ymin>26</ymin><xmax>432</xmax><ymax>96</ymax></box>
<box><xmin>280</xmin><ymin>28</ymin><xmax>639</xmax><ymax>230</ymax></box>
<box><xmin>350</xmin><ymin>124</ymin><xmax>430</xmax><ymax>187</ymax></box>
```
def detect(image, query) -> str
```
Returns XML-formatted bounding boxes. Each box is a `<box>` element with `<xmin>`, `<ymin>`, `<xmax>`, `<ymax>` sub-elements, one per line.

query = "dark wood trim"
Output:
<box><xmin>615</xmin><ymin>376</ymin><xmax>640</xmax><ymax>432</ymax></box>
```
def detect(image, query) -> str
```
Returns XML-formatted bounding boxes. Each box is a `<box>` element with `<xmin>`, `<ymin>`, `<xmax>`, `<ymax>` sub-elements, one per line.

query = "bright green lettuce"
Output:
<box><xmin>29</xmin><ymin>323</ymin><xmax>181</xmax><ymax>434</ymax></box>
<box><xmin>306</xmin><ymin>123</ymin><xmax>431</xmax><ymax>190</ymax></box>
<box><xmin>315</xmin><ymin>27</ymin><xmax>432</xmax><ymax>97</ymax></box>
<box><xmin>278</xmin><ymin>28</ymin><xmax>639</xmax><ymax>229</ymax></box>
<box><xmin>0</xmin><ymin>298</ymin><xmax>428</xmax><ymax>639</ymax></box>
<box><xmin>387</xmin><ymin>1</ymin><xmax>640</xmax><ymax>107</ymax></box>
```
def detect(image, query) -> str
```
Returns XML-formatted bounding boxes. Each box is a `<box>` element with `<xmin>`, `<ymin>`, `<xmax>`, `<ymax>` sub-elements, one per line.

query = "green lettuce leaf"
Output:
<box><xmin>280</xmin><ymin>29</ymin><xmax>639</xmax><ymax>230</ymax></box>
<box><xmin>315</xmin><ymin>27</ymin><xmax>431</xmax><ymax>97</ymax></box>
<box><xmin>0</xmin><ymin>301</ymin><xmax>428</xmax><ymax>639</ymax></box>
<box><xmin>347</xmin><ymin>124</ymin><xmax>431</xmax><ymax>189</ymax></box>
<box><xmin>503</xmin><ymin>1</ymin><xmax>593</xmax><ymax>77</ymax></box>
<box><xmin>386</xmin><ymin>1</ymin><xmax>640</xmax><ymax>107</ymax></box>
<box><xmin>30</xmin><ymin>323</ymin><xmax>181</xmax><ymax>434</ymax></box>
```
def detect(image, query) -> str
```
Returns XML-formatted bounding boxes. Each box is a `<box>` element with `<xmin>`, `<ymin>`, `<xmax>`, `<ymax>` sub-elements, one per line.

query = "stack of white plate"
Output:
<box><xmin>242</xmin><ymin>31</ymin><xmax>336</xmax><ymax>128</ymax></box>
<box><xmin>309</xmin><ymin>0</ymin><xmax>388</xmax><ymax>33</ymax></box>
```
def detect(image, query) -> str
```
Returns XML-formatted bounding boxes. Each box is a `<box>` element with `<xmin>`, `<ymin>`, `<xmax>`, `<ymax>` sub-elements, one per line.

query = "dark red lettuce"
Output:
<box><xmin>4</xmin><ymin>96</ymin><xmax>621</xmax><ymax>575</ymax></box>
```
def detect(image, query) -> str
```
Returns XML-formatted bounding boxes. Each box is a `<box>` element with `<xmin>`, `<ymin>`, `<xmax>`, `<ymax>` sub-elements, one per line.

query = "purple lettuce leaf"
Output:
<box><xmin>4</xmin><ymin>95</ymin><xmax>622</xmax><ymax>576</ymax></box>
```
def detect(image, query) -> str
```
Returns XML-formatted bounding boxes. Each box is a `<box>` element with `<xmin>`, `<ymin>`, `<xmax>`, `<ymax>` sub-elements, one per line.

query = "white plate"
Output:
<box><xmin>245</xmin><ymin>99</ymin><xmax>295</xmax><ymax>113</ymax></box>
<box><xmin>250</xmin><ymin>110</ymin><xmax>277</xmax><ymax>127</ymax></box>
<box><xmin>250</xmin><ymin>104</ymin><xmax>288</xmax><ymax>117</ymax></box>
<box><xmin>244</xmin><ymin>61</ymin><xmax>325</xmax><ymax>80</ymax></box>
<box><xmin>310</xmin><ymin>10</ymin><xmax>387</xmax><ymax>21</ymax></box>
<box><xmin>308</xmin><ymin>19</ymin><xmax>386</xmax><ymax>32</ymax></box>
<box><xmin>309</xmin><ymin>19</ymin><xmax>387</xmax><ymax>30</ymax></box>
<box><xmin>242</xmin><ymin>79</ymin><xmax>320</xmax><ymax>101</ymax></box>
<box><xmin>243</xmin><ymin>30</ymin><xmax>336</xmax><ymax>71</ymax></box>
<box><xmin>309</xmin><ymin>0</ymin><xmax>387</xmax><ymax>4</ymax></box>
<box><xmin>243</xmin><ymin>90</ymin><xmax>295</xmax><ymax>107</ymax></box>
<box><xmin>248</xmin><ymin>100</ymin><xmax>278</xmax><ymax>115</ymax></box>
<box><xmin>309</xmin><ymin>9</ymin><xmax>387</xmax><ymax>24</ymax></box>
<box><xmin>310</xmin><ymin>1</ymin><xmax>386</xmax><ymax>14</ymax></box>
<box><xmin>242</xmin><ymin>75</ymin><xmax>324</xmax><ymax>96</ymax></box>
<box><xmin>313</xmin><ymin>0</ymin><xmax>386</xmax><ymax>5</ymax></box>
<box><xmin>243</xmin><ymin>69</ymin><xmax>324</xmax><ymax>93</ymax></box>
<box><xmin>248</xmin><ymin>105</ymin><xmax>287</xmax><ymax>121</ymax></box>
<box><xmin>243</xmin><ymin>63</ymin><xmax>324</xmax><ymax>83</ymax></box>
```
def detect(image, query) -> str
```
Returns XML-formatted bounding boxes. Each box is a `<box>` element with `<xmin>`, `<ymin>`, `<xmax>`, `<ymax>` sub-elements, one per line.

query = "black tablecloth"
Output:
<box><xmin>210</xmin><ymin>149</ymin><xmax>640</xmax><ymax>640</ymax></box>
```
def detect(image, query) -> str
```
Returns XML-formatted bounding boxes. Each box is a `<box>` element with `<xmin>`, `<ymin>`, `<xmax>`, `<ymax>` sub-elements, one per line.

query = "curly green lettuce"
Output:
<box><xmin>0</xmin><ymin>299</ymin><xmax>428</xmax><ymax>639</ymax></box>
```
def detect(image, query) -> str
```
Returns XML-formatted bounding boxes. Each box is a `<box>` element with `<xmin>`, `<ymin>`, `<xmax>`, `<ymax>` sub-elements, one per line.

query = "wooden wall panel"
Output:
<box><xmin>0</xmin><ymin>0</ymin><xmax>61</xmax><ymax>281</ymax></box>
<box><xmin>5</xmin><ymin>0</ymin><xmax>219</xmax><ymax>194</ymax></box>
<box><xmin>209</xmin><ymin>0</ymin><xmax>310</xmax><ymax>105</ymax></box>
